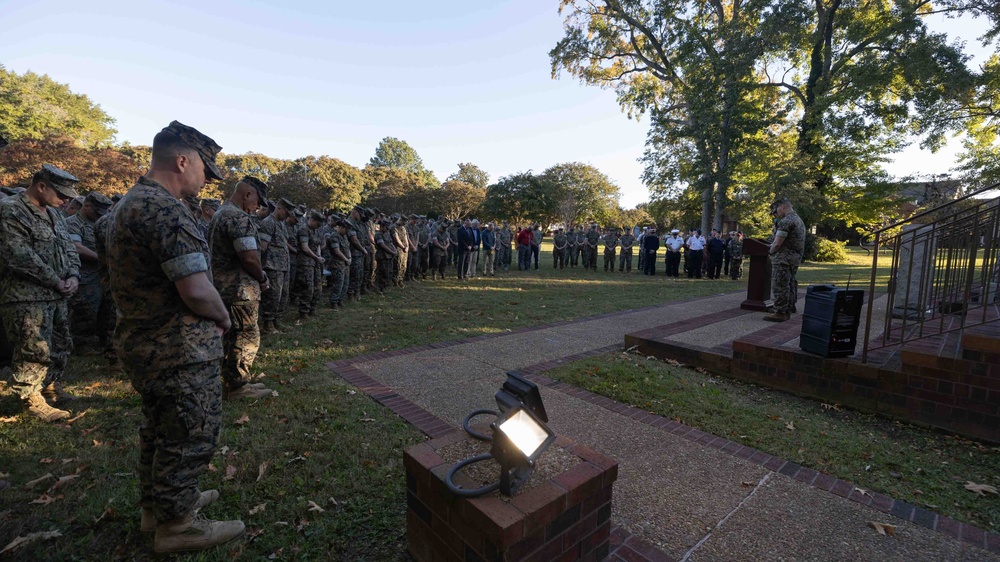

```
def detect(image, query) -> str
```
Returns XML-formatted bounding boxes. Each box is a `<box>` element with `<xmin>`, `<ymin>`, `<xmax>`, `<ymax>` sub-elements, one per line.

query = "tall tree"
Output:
<box><xmin>368</xmin><ymin>136</ymin><xmax>440</xmax><ymax>189</ymax></box>
<box><xmin>447</xmin><ymin>163</ymin><xmax>490</xmax><ymax>190</ymax></box>
<box><xmin>481</xmin><ymin>172</ymin><xmax>560</xmax><ymax>225</ymax></box>
<box><xmin>541</xmin><ymin>162</ymin><xmax>621</xmax><ymax>226</ymax></box>
<box><xmin>362</xmin><ymin>166</ymin><xmax>434</xmax><ymax>214</ymax></box>
<box><xmin>0</xmin><ymin>136</ymin><xmax>140</xmax><ymax>195</ymax></box>
<box><xmin>0</xmin><ymin>66</ymin><xmax>117</xmax><ymax>147</ymax></box>
<box><xmin>433</xmin><ymin>180</ymin><xmax>486</xmax><ymax>220</ymax></box>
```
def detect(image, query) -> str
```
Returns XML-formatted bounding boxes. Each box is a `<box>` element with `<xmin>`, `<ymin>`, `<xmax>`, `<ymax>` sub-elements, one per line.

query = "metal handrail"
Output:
<box><xmin>861</xmin><ymin>191</ymin><xmax>1000</xmax><ymax>363</ymax></box>
<box><xmin>871</xmin><ymin>182</ymin><xmax>1000</xmax><ymax>235</ymax></box>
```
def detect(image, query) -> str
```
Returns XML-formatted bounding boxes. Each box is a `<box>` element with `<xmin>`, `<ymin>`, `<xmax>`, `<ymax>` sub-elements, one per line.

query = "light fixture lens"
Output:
<box><xmin>498</xmin><ymin>410</ymin><xmax>548</xmax><ymax>457</ymax></box>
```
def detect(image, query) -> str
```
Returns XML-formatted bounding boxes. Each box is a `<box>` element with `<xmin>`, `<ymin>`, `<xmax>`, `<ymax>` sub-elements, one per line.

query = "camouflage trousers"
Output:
<box><xmin>569</xmin><ymin>246</ymin><xmax>579</xmax><ymax>266</ymax></box>
<box><xmin>348</xmin><ymin>252</ymin><xmax>364</xmax><ymax>296</ymax></box>
<box><xmin>553</xmin><ymin>248</ymin><xmax>565</xmax><ymax>269</ymax></box>
<box><xmin>418</xmin><ymin>247</ymin><xmax>430</xmax><ymax>278</ymax></box>
<box><xmin>96</xmin><ymin>286</ymin><xmax>117</xmax><ymax>360</ymax></box>
<box><xmin>603</xmin><ymin>249</ymin><xmax>616</xmax><ymax>271</ymax></box>
<box><xmin>260</xmin><ymin>267</ymin><xmax>288</xmax><ymax>322</ymax></box>
<box><xmin>771</xmin><ymin>262</ymin><xmax>800</xmax><ymax>315</ymax></box>
<box><xmin>69</xmin><ymin>282</ymin><xmax>102</xmax><ymax>339</ymax></box>
<box><xmin>131</xmin><ymin>360</ymin><xmax>221</xmax><ymax>523</ymax></box>
<box><xmin>328</xmin><ymin>265</ymin><xmax>349</xmax><ymax>305</ymax></box>
<box><xmin>287</xmin><ymin>258</ymin><xmax>297</xmax><ymax>310</ymax></box>
<box><xmin>495</xmin><ymin>245</ymin><xmax>511</xmax><ymax>269</ymax></box>
<box><xmin>730</xmin><ymin>258</ymin><xmax>744</xmax><ymax>280</ymax></box>
<box><xmin>405</xmin><ymin>249</ymin><xmax>419</xmax><ymax>281</ymax></box>
<box><xmin>394</xmin><ymin>250</ymin><xmax>407</xmax><ymax>283</ymax></box>
<box><xmin>2</xmin><ymin>300</ymin><xmax>71</xmax><ymax>399</ymax></box>
<box><xmin>293</xmin><ymin>258</ymin><xmax>322</xmax><ymax>315</ymax></box>
<box><xmin>222</xmin><ymin>301</ymin><xmax>260</xmax><ymax>391</ymax></box>
<box><xmin>431</xmin><ymin>251</ymin><xmax>447</xmax><ymax>278</ymax></box>
<box><xmin>619</xmin><ymin>249</ymin><xmax>633</xmax><ymax>272</ymax></box>
<box><xmin>376</xmin><ymin>253</ymin><xmax>394</xmax><ymax>290</ymax></box>
<box><xmin>364</xmin><ymin>247</ymin><xmax>376</xmax><ymax>292</ymax></box>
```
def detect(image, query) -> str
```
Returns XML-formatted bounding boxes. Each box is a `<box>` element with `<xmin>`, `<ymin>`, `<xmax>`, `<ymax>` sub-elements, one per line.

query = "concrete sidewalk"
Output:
<box><xmin>330</xmin><ymin>291</ymin><xmax>999</xmax><ymax>561</ymax></box>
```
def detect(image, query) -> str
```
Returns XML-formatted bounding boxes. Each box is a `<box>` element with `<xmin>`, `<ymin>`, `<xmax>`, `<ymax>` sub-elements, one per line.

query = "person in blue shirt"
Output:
<box><xmin>642</xmin><ymin>227</ymin><xmax>660</xmax><ymax>275</ymax></box>
<box><xmin>706</xmin><ymin>229</ymin><xmax>726</xmax><ymax>279</ymax></box>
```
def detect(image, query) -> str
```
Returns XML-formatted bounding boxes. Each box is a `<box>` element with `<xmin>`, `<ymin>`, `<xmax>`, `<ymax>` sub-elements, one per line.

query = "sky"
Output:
<box><xmin>0</xmin><ymin>1</ymin><xmax>994</xmax><ymax>208</ymax></box>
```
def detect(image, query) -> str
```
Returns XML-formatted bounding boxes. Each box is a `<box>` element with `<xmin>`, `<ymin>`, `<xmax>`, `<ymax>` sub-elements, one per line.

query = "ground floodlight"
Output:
<box><xmin>447</xmin><ymin>373</ymin><xmax>555</xmax><ymax>497</ymax></box>
<box><xmin>495</xmin><ymin>371</ymin><xmax>548</xmax><ymax>422</ymax></box>
<box><xmin>490</xmin><ymin>405</ymin><xmax>556</xmax><ymax>496</ymax></box>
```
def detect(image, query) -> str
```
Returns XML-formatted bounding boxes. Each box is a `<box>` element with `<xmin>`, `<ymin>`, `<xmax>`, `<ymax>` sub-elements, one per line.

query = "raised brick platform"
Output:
<box><xmin>404</xmin><ymin>430</ymin><xmax>618</xmax><ymax>562</ymax></box>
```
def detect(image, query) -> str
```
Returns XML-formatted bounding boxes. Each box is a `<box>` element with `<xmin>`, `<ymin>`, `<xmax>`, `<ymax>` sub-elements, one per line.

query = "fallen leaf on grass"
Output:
<box><xmin>24</xmin><ymin>473</ymin><xmax>53</xmax><ymax>490</ymax></box>
<box><xmin>93</xmin><ymin>505</ymin><xmax>116</xmax><ymax>523</ymax></box>
<box><xmin>271</xmin><ymin>390</ymin><xmax>279</xmax><ymax>398</ymax></box>
<box><xmin>306</xmin><ymin>501</ymin><xmax>325</xmax><ymax>513</ymax></box>
<box><xmin>0</xmin><ymin>531</ymin><xmax>63</xmax><ymax>554</ymax></box>
<box><xmin>0</xmin><ymin>415</ymin><xmax>18</xmax><ymax>423</ymax></box>
<box><xmin>0</xmin><ymin>472</ymin><xmax>8</xmax><ymax>479</ymax></box>
<box><xmin>257</xmin><ymin>461</ymin><xmax>270</xmax><ymax>482</ymax></box>
<box><xmin>92</xmin><ymin>439</ymin><xmax>106</xmax><ymax>447</ymax></box>
<box><xmin>247</xmin><ymin>527</ymin><xmax>265</xmax><ymax>541</ymax></box>
<box><xmin>853</xmin><ymin>487</ymin><xmax>872</xmax><ymax>498</ymax></box>
<box><xmin>235</xmin><ymin>413</ymin><xmax>250</xmax><ymax>426</ymax></box>
<box><xmin>821</xmin><ymin>403</ymin><xmax>841</xmax><ymax>411</ymax></box>
<box><xmin>964</xmin><ymin>482</ymin><xmax>999</xmax><ymax>497</ymax></box>
<box><xmin>786</xmin><ymin>422</ymin><xmax>796</xmax><ymax>431</ymax></box>
<box><xmin>207</xmin><ymin>463</ymin><xmax>217</xmax><ymax>473</ymax></box>
<box><xmin>60</xmin><ymin>458</ymin><xmax>78</xmax><ymax>464</ymax></box>
<box><xmin>49</xmin><ymin>475</ymin><xmax>79</xmax><ymax>492</ymax></box>
<box><xmin>268</xmin><ymin>547</ymin><xmax>283</xmax><ymax>560</ymax></box>
<box><xmin>249</xmin><ymin>503</ymin><xmax>267</xmax><ymax>515</ymax></box>
<box><xmin>30</xmin><ymin>493</ymin><xmax>63</xmax><ymax>505</ymax></box>
<box><xmin>868</xmin><ymin>521</ymin><xmax>897</xmax><ymax>536</ymax></box>
<box><xmin>39</xmin><ymin>458</ymin><xmax>55</xmax><ymax>464</ymax></box>
<box><xmin>64</xmin><ymin>409</ymin><xmax>89</xmax><ymax>424</ymax></box>
<box><xmin>224</xmin><ymin>465</ymin><xmax>237</xmax><ymax>481</ymax></box>
<box><xmin>81</xmin><ymin>425</ymin><xmax>100</xmax><ymax>436</ymax></box>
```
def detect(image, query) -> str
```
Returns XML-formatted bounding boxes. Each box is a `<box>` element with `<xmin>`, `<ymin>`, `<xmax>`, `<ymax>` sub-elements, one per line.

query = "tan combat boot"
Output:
<box><xmin>141</xmin><ymin>489</ymin><xmax>220</xmax><ymax>532</ymax></box>
<box><xmin>261</xmin><ymin>320</ymin><xmax>281</xmax><ymax>334</ymax></box>
<box><xmin>41</xmin><ymin>382</ymin><xmax>77</xmax><ymax>403</ymax></box>
<box><xmin>153</xmin><ymin>511</ymin><xmax>244</xmax><ymax>553</ymax></box>
<box><xmin>224</xmin><ymin>384</ymin><xmax>273</xmax><ymax>400</ymax></box>
<box><xmin>23</xmin><ymin>393</ymin><xmax>70</xmax><ymax>422</ymax></box>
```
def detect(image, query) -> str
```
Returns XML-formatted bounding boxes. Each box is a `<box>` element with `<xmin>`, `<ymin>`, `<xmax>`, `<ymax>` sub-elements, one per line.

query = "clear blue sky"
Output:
<box><xmin>0</xmin><ymin>1</ymin><xmax>992</xmax><ymax>207</ymax></box>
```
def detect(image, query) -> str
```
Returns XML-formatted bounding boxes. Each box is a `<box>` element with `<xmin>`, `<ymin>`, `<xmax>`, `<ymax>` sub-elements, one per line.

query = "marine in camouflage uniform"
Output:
<box><xmin>447</xmin><ymin>222</ymin><xmax>460</xmax><ymax>266</ymax></box>
<box><xmin>392</xmin><ymin>216</ymin><xmax>409</xmax><ymax>286</ymax></box>
<box><xmin>0</xmin><ymin>165</ymin><xmax>82</xmax><ymax>421</ymax></box>
<box><xmin>552</xmin><ymin>229</ymin><xmax>567</xmax><ymax>269</ymax></box>
<box><xmin>495</xmin><ymin>223</ymin><xmax>512</xmax><ymax>271</ymax></box>
<box><xmin>362</xmin><ymin>209</ymin><xmax>377</xmax><ymax>293</ymax></box>
<box><xmin>374</xmin><ymin>221</ymin><xmax>397</xmax><ymax>290</ymax></box>
<box><xmin>66</xmin><ymin>192</ymin><xmax>113</xmax><ymax>340</ymax></box>
<box><xmin>417</xmin><ymin>217</ymin><xmax>431</xmax><ymax>279</ymax></box>
<box><xmin>327</xmin><ymin>221</ymin><xmax>351</xmax><ymax>307</ymax></box>
<box><xmin>259</xmin><ymin>199</ymin><xmax>292</xmax><ymax>332</ymax></box>
<box><xmin>405</xmin><ymin>216</ymin><xmax>419</xmax><ymax>282</ymax></box>
<box><xmin>430</xmin><ymin>223</ymin><xmax>450</xmax><ymax>280</ymax></box>
<box><xmin>619</xmin><ymin>230</ymin><xmax>635</xmax><ymax>272</ymax></box>
<box><xmin>566</xmin><ymin>227</ymin><xmax>578</xmax><ymax>267</ymax></box>
<box><xmin>282</xmin><ymin>211</ymin><xmax>300</xmax><ymax>317</ymax></box>
<box><xmin>345</xmin><ymin>207</ymin><xmax>366</xmax><ymax>299</ymax></box>
<box><xmin>108</xmin><ymin>122</ymin><xmax>248</xmax><ymax>553</ymax></box>
<box><xmin>765</xmin><ymin>199</ymin><xmax>806</xmax><ymax>322</ymax></box>
<box><xmin>585</xmin><ymin>225</ymin><xmax>600</xmax><ymax>270</ymax></box>
<box><xmin>292</xmin><ymin>212</ymin><xmax>325</xmax><ymax>318</ymax></box>
<box><xmin>93</xmin><ymin>206</ymin><xmax>117</xmax><ymax>363</ymax></box>
<box><xmin>729</xmin><ymin>232</ymin><xmax>744</xmax><ymax>280</ymax></box>
<box><xmin>603</xmin><ymin>228</ymin><xmax>619</xmax><ymax>272</ymax></box>
<box><xmin>208</xmin><ymin>176</ymin><xmax>272</xmax><ymax>398</ymax></box>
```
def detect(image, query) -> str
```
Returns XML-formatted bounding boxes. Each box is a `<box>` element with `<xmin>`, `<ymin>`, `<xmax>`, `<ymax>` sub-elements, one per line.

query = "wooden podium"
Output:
<box><xmin>740</xmin><ymin>238</ymin><xmax>773</xmax><ymax>311</ymax></box>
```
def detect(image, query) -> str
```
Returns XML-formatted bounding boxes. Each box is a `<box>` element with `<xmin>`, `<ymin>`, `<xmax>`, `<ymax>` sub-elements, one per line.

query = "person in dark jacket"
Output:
<box><xmin>457</xmin><ymin>219</ymin><xmax>475</xmax><ymax>280</ymax></box>
<box><xmin>642</xmin><ymin>227</ymin><xmax>660</xmax><ymax>275</ymax></box>
<box><xmin>706</xmin><ymin>229</ymin><xmax>726</xmax><ymax>279</ymax></box>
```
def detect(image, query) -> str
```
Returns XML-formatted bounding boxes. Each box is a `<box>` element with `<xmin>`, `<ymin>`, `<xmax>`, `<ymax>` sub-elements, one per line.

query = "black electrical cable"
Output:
<box><xmin>462</xmin><ymin>409</ymin><xmax>499</xmax><ymax>441</ymax></box>
<box><xmin>444</xmin><ymin>453</ymin><xmax>500</xmax><ymax>497</ymax></box>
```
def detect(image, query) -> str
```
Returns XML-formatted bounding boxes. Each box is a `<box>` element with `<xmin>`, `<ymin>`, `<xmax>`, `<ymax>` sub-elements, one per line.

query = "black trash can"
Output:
<box><xmin>800</xmin><ymin>285</ymin><xmax>864</xmax><ymax>358</ymax></box>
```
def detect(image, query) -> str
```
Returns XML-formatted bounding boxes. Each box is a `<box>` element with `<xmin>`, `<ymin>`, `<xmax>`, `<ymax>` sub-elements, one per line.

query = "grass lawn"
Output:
<box><xmin>0</xmin><ymin>241</ymin><xmax>917</xmax><ymax>559</ymax></box>
<box><xmin>545</xmin><ymin>351</ymin><xmax>1000</xmax><ymax>534</ymax></box>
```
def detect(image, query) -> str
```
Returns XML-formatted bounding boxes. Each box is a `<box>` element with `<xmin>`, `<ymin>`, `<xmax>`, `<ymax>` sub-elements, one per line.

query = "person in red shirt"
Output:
<box><xmin>516</xmin><ymin>226</ymin><xmax>534</xmax><ymax>271</ymax></box>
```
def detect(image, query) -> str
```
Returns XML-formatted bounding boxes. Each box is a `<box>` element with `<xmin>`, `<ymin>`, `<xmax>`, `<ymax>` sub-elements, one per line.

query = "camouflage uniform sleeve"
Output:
<box><xmin>775</xmin><ymin>216</ymin><xmax>794</xmax><ymax>238</ymax></box>
<box><xmin>66</xmin><ymin>216</ymin><xmax>84</xmax><ymax>243</ymax></box>
<box><xmin>56</xmin><ymin>214</ymin><xmax>81</xmax><ymax>277</ymax></box>
<box><xmin>0</xmin><ymin>206</ymin><xmax>63</xmax><ymax>289</ymax></box>
<box><xmin>158</xmin><ymin>205</ymin><xmax>211</xmax><ymax>282</ymax></box>
<box><xmin>226</xmin><ymin>212</ymin><xmax>259</xmax><ymax>253</ymax></box>
<box><xmin>257</xmin><ymin>219</ymin><xmax>273</xmax><ymax>244</ymax></box>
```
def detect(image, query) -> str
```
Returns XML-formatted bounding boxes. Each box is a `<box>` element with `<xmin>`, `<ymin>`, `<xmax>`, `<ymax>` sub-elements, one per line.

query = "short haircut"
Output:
<box><xmin>30</xmin><ymin>171</ymin><xmax>47</xmax><ymax>187</ymax></box>
<box><xmin>151</xmin><ymin>130</ymin><xmax>197</xmax><ymax>164</ymax></box>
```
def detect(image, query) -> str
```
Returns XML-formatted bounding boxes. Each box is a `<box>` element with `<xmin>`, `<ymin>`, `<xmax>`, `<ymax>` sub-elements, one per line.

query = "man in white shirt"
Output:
<box><xmin>686</xmin><ymin>229</ymin><xmax>706</xmax><ymax>279</ymax></box>
<box><xmin>663</xmin><ymin>229</ymin><xmax>684</xmax><ymax>277</ymax></box>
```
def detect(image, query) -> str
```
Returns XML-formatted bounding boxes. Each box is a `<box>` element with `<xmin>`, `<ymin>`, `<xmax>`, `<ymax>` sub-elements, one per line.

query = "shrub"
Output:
<box><xmin>804</xmin><ymin>234</ymin><xmax>848</xmax><ymax>262</ymax></box>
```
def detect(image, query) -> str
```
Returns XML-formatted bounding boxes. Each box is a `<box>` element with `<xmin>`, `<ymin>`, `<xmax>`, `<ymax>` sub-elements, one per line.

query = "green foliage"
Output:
<box><xmin>804</xmin><ymin>234</ymin><xmax>848</xmax><ymax>263</ymax></box>
<box><xmin>446</xmin><ymin>162</ymin><xmax>490</xmax><ymax>190</ymax></box>
<box><xmin>481</xmin><ymin>171</ymin><xmax>560</xmax><ymax>225</ymax></box>
<box><xmin>433</xmin><ymin>179</ymin><xmax>485</xmax><ymax>220</ymax></box>
<box><xmin>0</xmin><ymin>65</ymin><xmax>117</xmax><ymax>147</ymax></box>
<box><xmin>368</xmin><ymin>136</ymin><xmax>440</xmax><ymax>190</ymax></box>
<box><xmin>362</xmin><ymin>166</ymin><xmax>434</xmax><ymax>214</ymax></box>
<box><xmin>218</xmin><ymin>153</ymin><xmax>364</xmax><ymax>211</ymax></box>
<box><xmin>541</xmin><ymin>162</ymin><xmax>621</xmax><ymax>226</ymax></box>
<box><xmin>0</xmin><ymin>136</ymin><xmax>143</xmax><ymax>195</ymax></box>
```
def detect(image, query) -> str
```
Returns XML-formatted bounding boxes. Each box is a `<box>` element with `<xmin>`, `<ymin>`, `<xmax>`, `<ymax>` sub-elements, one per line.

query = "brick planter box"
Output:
<box><xmin>404</xmin><ymin>430</ymin><xmax>618</xmax><ymax>562</ymax></box>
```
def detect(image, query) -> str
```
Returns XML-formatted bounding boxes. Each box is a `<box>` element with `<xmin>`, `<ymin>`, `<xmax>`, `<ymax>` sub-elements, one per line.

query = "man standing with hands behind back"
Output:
<box><xmin>107</xmin><ymin>121</ymin><xmax>245</xmax><ymax>553</ymax></box>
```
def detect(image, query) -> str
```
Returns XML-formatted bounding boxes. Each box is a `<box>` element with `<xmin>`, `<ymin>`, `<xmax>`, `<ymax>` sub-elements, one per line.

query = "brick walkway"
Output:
<box><xmin>329</xmin><ymin>291</ymin><xmax>1000</xmax><ymax>561</ymax></box>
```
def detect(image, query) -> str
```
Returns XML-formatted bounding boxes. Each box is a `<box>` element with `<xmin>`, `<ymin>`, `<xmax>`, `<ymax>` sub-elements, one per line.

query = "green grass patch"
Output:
<box><xmin>546</xmin><ymin>352</ymin><xmax>1000</xmax><ymax>533</ymax></box>
<box><xmin>0</xmin><ymin>244</ymin><xmax>889</xmax><ymax>559</ymax></box>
